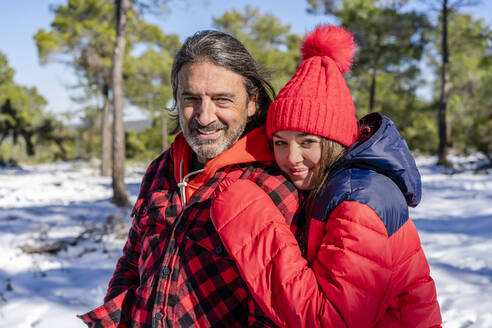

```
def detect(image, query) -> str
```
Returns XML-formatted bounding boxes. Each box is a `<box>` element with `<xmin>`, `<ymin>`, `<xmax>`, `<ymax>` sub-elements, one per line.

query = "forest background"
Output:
<box><xmin>0</xmin><ymin>0</ymin><xmax>491</xmax><ymax>205</ymax></box>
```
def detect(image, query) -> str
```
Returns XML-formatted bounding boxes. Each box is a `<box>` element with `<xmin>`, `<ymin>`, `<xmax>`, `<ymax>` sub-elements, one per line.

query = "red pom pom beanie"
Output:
<box><xmin>266</xmin><ymin>25</ymin><xmax>359</xmax><ymax>147</ymax></box>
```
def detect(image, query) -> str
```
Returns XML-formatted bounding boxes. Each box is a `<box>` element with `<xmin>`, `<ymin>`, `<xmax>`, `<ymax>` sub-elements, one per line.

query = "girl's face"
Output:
<box><xmin>272</xmin><ymin>130</ymin><xmax>322</xmax><ymax>190</ymax></box>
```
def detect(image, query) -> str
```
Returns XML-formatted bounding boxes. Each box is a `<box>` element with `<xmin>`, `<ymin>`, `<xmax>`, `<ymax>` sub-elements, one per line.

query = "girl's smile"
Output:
<box><xmin>272</xmin><ymin>131</ymin><xmax>322</xmax><ymax>190</ymax></box>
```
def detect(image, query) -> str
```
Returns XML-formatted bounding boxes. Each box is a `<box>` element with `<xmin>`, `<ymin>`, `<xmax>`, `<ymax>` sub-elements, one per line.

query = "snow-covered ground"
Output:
<box><xmin>0</xmin><ymin>157</ymin><xmax>491</xmax><ymax>327</ymax></box>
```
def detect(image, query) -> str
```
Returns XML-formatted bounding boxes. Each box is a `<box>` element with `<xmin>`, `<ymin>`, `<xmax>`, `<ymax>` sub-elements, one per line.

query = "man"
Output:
<box><xmin>79</xmin><ymin>30</ymin><xmax>301</xmax><ymax>327</ymax></box>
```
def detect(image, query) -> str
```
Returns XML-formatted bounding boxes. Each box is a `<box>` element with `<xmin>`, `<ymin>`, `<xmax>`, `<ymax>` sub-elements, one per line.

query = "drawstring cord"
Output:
<box><xmin>177</xmin><ymin>159</ymin><xmax>204</xmax><ymax>207</ymax></box>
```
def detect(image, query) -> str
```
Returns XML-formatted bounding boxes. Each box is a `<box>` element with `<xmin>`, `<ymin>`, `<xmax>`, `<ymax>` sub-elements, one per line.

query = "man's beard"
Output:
<box><xmin>179</xmin><ymin>114</ymin><xmax>248</xmax><ymax>163</ymax></box>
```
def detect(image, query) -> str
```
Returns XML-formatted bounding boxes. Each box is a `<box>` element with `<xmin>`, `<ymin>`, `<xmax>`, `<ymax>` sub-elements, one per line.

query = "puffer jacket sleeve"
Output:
<box><xmin>210</xmin><ymin>179</ymin><xmax>394</xmax><ymax>328</ymax></box>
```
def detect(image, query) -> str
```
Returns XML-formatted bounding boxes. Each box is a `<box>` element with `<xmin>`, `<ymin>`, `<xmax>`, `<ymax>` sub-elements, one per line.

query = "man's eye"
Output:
<box><xmin>214</xmin><ymin>97</ymin><xmax>232</xmax><ymax>104</ymax></box>
<box><xmin>273</xmin><ymin>140</ymin><xmax>286</xmax><ymax>146</ymax></box>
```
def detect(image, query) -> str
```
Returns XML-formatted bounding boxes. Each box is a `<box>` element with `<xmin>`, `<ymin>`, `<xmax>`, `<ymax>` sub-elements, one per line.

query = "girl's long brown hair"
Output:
<box><xmin>305</xmin><ymin>138</ymin><xmax>346</xmax><ymax>210</ymax></box>
<box><xmin>305</xmin><ymin>121</ymin><xmax>373</xmax><ymax>211</ymax></box>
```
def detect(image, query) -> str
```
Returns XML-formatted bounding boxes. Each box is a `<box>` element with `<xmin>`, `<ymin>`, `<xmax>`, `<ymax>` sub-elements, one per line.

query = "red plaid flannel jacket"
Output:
<box><xmin>78</xmin><ymin>128</ymin><xmax>302</xmax><ymax>328</ymax></box>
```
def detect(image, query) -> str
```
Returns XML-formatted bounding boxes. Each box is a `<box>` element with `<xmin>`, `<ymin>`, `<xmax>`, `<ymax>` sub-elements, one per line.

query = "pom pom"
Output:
<box><xmin>301</xmin><ymin>25</ymin><xmax>356</xmax><ymax>74</ymax></box>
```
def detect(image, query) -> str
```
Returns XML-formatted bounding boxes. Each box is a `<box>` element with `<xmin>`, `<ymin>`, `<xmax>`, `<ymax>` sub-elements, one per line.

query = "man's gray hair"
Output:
<box><xmin>170</xmin><ymin>30</ymin><xmax>275</xmax><ymax>134</ymax></box>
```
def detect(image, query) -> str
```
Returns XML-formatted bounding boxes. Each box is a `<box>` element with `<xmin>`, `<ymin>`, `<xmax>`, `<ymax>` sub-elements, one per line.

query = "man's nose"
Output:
<box><xmin>196</xmin><ymin>98</ymin><xmax>217</xmax><ymax>126</ymax></box>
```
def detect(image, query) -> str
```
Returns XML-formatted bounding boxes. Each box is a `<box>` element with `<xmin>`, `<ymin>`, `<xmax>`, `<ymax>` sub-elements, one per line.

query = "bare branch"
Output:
<box><xmin>419</xmin><ymin>0</ymin><xmax>480</xmax><ymax>11</ymax></box>
<box><xmin>418</xmin><ymin>0</ymin><xmax>442</xmax><ymax>12</ymax></box>
<box><xmin>450</xmin><ymin>0</ymin><xmax>481</xmax><ymax>8</ymax></box>
<box><xmin>19</xmin><ymin>228</ymin><xmax>96</xmax><ymax>255</ymax></box>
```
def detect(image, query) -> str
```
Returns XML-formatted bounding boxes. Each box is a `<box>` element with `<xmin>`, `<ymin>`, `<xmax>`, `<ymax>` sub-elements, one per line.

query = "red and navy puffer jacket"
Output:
<box><xmin>211</xmin><ymin>113</ymin><xmax>442</xmax><ymax>327</ymax></box>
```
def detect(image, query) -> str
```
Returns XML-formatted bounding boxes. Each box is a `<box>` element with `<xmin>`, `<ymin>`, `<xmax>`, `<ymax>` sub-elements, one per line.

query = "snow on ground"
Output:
<box><xmin>0</xmin><ymin>157</ymin><xmax>491</xmax><ymax>327</ymax></box>
<box><xmin>411</xmin><ymin>155</ymin><xmax>492</xmax><ymax>327</ymax></box>
<box><xmin>0</xmin><ymin>162</ymin><xmax>144</xmax><ymax>328</ymax></box>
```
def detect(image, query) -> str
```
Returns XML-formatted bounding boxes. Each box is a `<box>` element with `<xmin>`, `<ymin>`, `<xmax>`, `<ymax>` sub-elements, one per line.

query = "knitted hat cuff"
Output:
<box><xmin>266</xmin><ymin>97</ymin><xmax>357</xmax><ymax>147</ymax></box>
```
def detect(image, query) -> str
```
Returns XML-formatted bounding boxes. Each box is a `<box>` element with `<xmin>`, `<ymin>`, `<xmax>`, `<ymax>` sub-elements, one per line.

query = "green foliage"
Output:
<box><xmin>74</xmin><ymin>107</ymin><xmax>102</xmax><ymax>159</ymax></box>
<box><xmin>213</xmin><ymin>6</ymin><xmax>302</xmax><ymax>93</ymax></box>
<box><xmin>429</xmin><ymin>11</ymin><xmax>492</xmax><ymax>160</ymax></box>
<box><xmin>0</xmin><ymin>51</ymin><xmax>72</xmax><ymax>164</ymax></box>
<box><xmin>0</xmin><ymin>143</ymin><xmax>15</xmax><ymax>166</ymax></box>
<box><xmin>34</xmin><ymin>0</ymin><xmax>115</xmax><ymax>93</ymax></box>
<box><xmin>124</xmin><ymin>22</ymin><xmax>180</xmax><ymax>114</ymax></box>
<box><xmin>309</xmin><ymin>0</ymin><xmax>428</xmax><ymax>110</ymax></box>
<box><xmin>0</xmin><ymin>52</ymin><xmax>14</xmax><ymax>85</ymax></box>
<box><xmin>125</xmin><ymin>112</ymin><xmax>176</xmax><ymax>160</ymax></box>
<box><xmin>36</xmin><ymin>114</ymin><xmax>76</xmax><ymax>160</ymax></box>
<box><xmin>307</xmin><ymin>0</ymin><xmax>492</xmax><ymax>161</ymax></box>
<box><xmin>400</xmin><ymin>101</ymin><xmax>439</xmax><ymax>154</ymax></box>
<box><xmin>470</xmin><ymin>62</ymin><xmax>492</xmax><ymax>162</ymax></box>
<box><xmin>306</xmin><ymin>0</ymin><xmax>436</xmax><ymax>153</ymax></box>
<box><xmin>35</xmin><ymin>0</ymin><xmax>181</xmax><ymax>164</ymax></box>
<box><xmin>0</xmin><ymin>79</ymin><xmax>47</xmax><ymax>156</ymax></box>
<box><xmin>125</xmin><ymin>129</ymin><xmax>148</xmax><ymax>159</ymax></box>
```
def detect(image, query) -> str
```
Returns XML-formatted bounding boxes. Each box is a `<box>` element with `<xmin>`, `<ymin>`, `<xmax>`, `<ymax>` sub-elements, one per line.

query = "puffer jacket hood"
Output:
<box><xmin>333</xmin><ymin>112</ymin><xmax>421</xmax><ymax>207</ymax></box>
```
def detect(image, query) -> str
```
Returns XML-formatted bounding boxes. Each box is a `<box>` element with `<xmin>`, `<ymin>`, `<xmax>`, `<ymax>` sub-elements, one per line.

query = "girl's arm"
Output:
<box><xmin>211</xmin><ymin>179</ymin><xmax>393</xmax><ymax>328</ymax></box>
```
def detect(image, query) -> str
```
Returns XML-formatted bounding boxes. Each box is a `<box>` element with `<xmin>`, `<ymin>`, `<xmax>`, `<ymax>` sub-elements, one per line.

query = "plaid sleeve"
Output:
<box><xmin>246</xmin><ymin>164</ymin><xmax>304</xmax><ymax>240</ymax></box>
<box><xmin>105</xmin><ymin>216</ymin><xmax>142</xmax><ymax>302</ymax></box>
<box><xmin>78</xmin><ymin>287</ymin><xmax>135</xmax><ymax>328</ymax></box>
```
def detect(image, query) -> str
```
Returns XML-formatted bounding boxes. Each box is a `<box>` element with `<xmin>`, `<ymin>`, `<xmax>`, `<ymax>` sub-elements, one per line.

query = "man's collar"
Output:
<box><xmin>172</xmin><ymin>126</ymin><xmax>274</xmax><ymax>186</ymax></box>
<box><xmin>189</xmin><ymin>153</ymin><xmax>205</xmax><ymax>178</ymax></box>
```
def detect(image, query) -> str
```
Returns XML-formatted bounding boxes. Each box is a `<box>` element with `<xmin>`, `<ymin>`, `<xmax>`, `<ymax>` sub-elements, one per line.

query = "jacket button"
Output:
<box><xmin>214</xmin><ymin>245</ymin><xmax>223</xmax><ymax>256</ymax></box>
<box><xmin>155</xmin><ymin>311</ymin><xmax>164</xmax><ymax>320</ymax></box>
<box><xmin>161</xmin><ymin>266</ymin><xmax>171</xmax><ymax>277</ymax></box>
<box><xmin>177</xmin><ymin>224</ymin><xmax>184</xmax><ymax>232</ymax></box>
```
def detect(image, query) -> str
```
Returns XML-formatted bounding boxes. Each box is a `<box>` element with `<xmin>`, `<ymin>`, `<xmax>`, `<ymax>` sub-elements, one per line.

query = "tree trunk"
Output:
<box><xmin>55</xmin><ymin>137</ymin><xmax>68</xmax><ymax>160</ymax></box>
<box><xmin>101</xmin><ymin>82</ymin><xmax>112</xmax><ymax>176</ymax></box>
<box><xmin>19</xmin><ymin>136</ymin><xmax>27</xmax><ymax>161</ymax></box>
<box><xmin>369</xmin><ymin>67</ymin><xmax>377</xmax><ymax>113</ymax></box>
<box><xmin>11</xmin><ymin>130</ymin><xmax>18</xmax><ymax>164</ymax></box>
<box><xmin>438</xmin><ymin>0</ymin><xmax>449</xmax><ymax>166</ymax></box>
<box><xmin>0</xmin><ymin>133</ymin><xmax>7</xmax><ymax>145</ymax></box>
<box><xmin>111</xmin><ymin>0</ymin><xmax>129</xmax><ymax>207</ymax></box>
<box><xmin>161</xmin><ymin>110</ymin><xmax>168</xmax><ymax>151</ymax></box>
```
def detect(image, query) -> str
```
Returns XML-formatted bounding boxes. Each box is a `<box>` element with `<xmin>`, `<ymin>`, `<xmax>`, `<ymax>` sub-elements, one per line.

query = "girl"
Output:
<box><xmin>210</xmin><ymin>25</ymin><xmax>441</xmax><ymax>327</ymax></box>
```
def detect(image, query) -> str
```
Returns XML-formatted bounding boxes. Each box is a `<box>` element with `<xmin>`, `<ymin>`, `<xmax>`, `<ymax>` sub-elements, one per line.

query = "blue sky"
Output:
<box><xmin>0</xmin><ymin>0</ymin><xmax>491</xmax><ymax>121</ymax></box>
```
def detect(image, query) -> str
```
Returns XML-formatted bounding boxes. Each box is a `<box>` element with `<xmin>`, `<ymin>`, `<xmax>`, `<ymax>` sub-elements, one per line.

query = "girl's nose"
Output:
<box><xmin>286</xmin><ymin>144</ymin><xmax>303</xmax><ymax>165</ymax></box>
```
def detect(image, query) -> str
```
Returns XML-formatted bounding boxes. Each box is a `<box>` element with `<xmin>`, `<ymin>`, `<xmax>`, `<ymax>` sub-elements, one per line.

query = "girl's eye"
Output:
<box><xmin>301</xmin><ymin>139</ymin><xmax>318</xmax><ymax>146</ymax></box>
<box><xmin>273</xmin><ymin>140</ymin><xmax>286</xmax><ymax>146</ymax></box>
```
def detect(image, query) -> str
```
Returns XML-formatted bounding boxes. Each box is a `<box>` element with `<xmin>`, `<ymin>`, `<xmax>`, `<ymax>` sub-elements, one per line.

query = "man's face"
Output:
<box><xmin>177</xmin><ymin>61</ymin><xmax>257</xmax><ymax>163</ymax></box>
